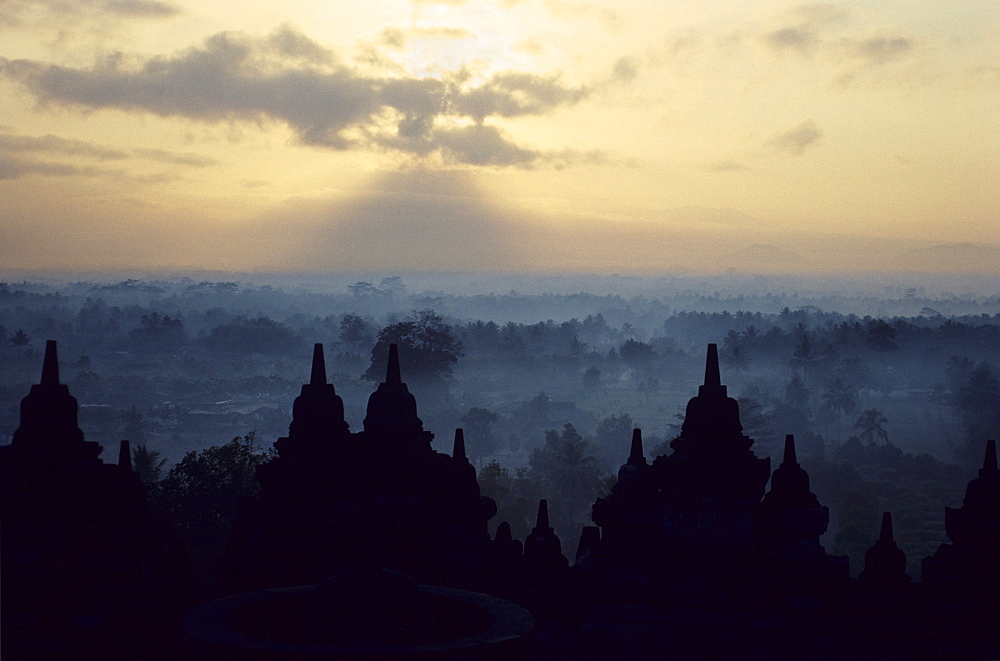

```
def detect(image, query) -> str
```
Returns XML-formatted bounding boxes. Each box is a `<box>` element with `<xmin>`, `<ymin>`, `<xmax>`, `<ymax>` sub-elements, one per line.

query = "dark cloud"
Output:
<box><xmin>765</xmin><ymin>120</ymin><xmax>822</xmax><ymax>155</ymax></box>
<box><xmin>0</xmin><ymin>132</ymin><xmax>126</xmax><ymax>159</ymax></box>
<box><xmin>102</xmin><ymin>0</ymin><xmax>178</xmax><ymax>17</ymax></box>
<box><xmin>0</xmin><ymin>129</ymin><xmax>217</xmax><ymax>168</ymax></box>
<box><xmin>762</xmin><ymin>5</ymin><xmax>919</xmax><ymax>86</ymax></box>
<box><xmin>0</xmin><ymin>155</ymin><xmax>106</xmax><ymax>180</ymax></box>
<box><xmin>834</xmin><ymin>35</ymin><xmax>916</xmax><ymax>87</ymax></box>
<box><xmin>842</xmin><ymin>36</ymin><xmax>912</xmax><ymax>65</ymax></box>
<box><xmin>763</xmin><ymin>25</ymin><xmax>818</xmax><ymax>55</ymax></box>
<box><xmin>132</xmin><ymin>148</ymin><xmax>218</xmax><ymax>166</ymax></box>
<box><xmin>610</xmin><ymin>57</ymin><xmax>639</xmax><ymax>84</ymax></box>
<box><xmin>0</xmin><ymin>0</ymin><xmax>180</xmax><ymax>26</ymax></box>
<box><xmin>266</xmin><ymin>25</ymin><xmax>337</xmax><ymax>64</ymax></box>
<box><xmin>0</xmin><ymin>28</ymin><xmax>592</xmax><ymax>168</ymax></box>
<box><xmin>451</xmin><ymin>72</ymin><xmax>588</xmax><ymax>121</ymax></box>
<box><xmin>434</xmin><ymin>124</ymin><xmax>537</xmax><ymax>167</ymax></box>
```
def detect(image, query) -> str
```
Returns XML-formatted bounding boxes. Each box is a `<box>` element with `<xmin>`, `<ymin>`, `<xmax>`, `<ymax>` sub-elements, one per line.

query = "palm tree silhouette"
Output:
<box><xmin>854</xmin><ymin>408</ymin><xmax>888</xmax><ymax>445</ymax></box>
<box><xmin>957</xmin><ymin>364</ymin><xmax>1000</xmax><ymax>417</ymax></box>
<box><xmin>132</xmin><ymin>444</ymin><xmax>168</xmax><ymax>484</ymax></box>
<box><xmin>822</xmin><ymin>378</ymin><xmax>857</xmax><ymax>442</ymax></box>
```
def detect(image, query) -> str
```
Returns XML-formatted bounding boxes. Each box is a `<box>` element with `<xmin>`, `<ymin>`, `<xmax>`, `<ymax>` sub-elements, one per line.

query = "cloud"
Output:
<box><xmin>0</xmin><ymin>132</ymin><xmax>126</xmax><ymax>160</ymax></box>
<box><xmin>785</xmin><ymin>3</ymin><xmax>851</xmax><ymax>26</ymax></box>
<box><xmin>381</xmin><ymin>26</ymin><xmax>474</xmax><ymax>49</ymax></box>
<box><xmin>101</xmin><ymin>0</ymin><xmax>178</xmax><ymax>17</ymax></box>
<box><xmin>0</xmin><ymin>155</ymin><xmax>106</xmax><ymax>180</ymax></box>
<box><xmin>760</xmin><ymin>4</ymin><xmax>848</xmax><ymax>56</ymax></box>
<box><xmin>840</xmin><ymin>36</ymin><xmax>912</xmax><ymax>65</ymax></box>
<box><xmin>0</xmin><ymin>28</ymin><xmax>592</xmax><ymax>168</ymax></box>
<box><xmin>763</xmin><ymin>25</ymin><xmax>818</xmax><ymax>55</ymax></box>
<box><xmin>765</xmin><ymin>120</ymin><xmax>822</xmax><ymax>155</ymax></box>
<box><xmin>433</xmin><ymin>124</ymin><xmax>537</xmax><ymax>167</ymax></box>
<box><xmin>544</xmin><ymin>1</ymin><xmax>620</xmax><ymax>28</ymax></box>
<box><xmin>0</xmin><ymin>0</ymin><xmax>179</xmax><ymax>26</ymax></box>
<box><xmin>132</xmin><ymin>148</ymin><xmax>218</xmax><ymax>166</ymax></box>
<box><xmin>709</xmin><ymin>160</ymin><xmax>750</xmax><ymax>172</ymax></box>
<box><xmin>0</xmin><ymin>128</ymin><xmax>217</xmax><ymax>179</ymax></box>
<box><xmin>833</xmin><ymin>35</ymin><xmax>917</xmax><ymax>87</ymax></box>
<box><xmin>451</xmin><ymin>72</ymin><xmax>588</xmax><ymax>121</ymax></box>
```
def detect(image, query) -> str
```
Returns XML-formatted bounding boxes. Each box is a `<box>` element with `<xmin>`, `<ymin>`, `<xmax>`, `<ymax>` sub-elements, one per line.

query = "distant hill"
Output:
<box><xmin>664</xmin><ymin>206</ymin><xmax>760</xmax><ymax>225</ymax></box>
<box><xmin>901</xmin><ymin>243</ymin><xmax>1000</xmax><ymax>272</ymax></box>
<box><xmin>722</xmin><ymin>244</ymin><xmax>805</xmax><ymax>269</ymax></box>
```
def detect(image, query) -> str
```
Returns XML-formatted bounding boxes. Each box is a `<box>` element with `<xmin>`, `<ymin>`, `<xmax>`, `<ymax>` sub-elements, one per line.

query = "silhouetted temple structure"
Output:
<box><xmin>5</xmin><ymin>339</ymin><xmax>1000</xmax><ymax>659</ymax></box>
<box><xmin>1</xmin><ymin>341</ymin><xmax>188</xmax><ymax>659</ymax></box>
<box><xmin>224</xmin><ymin>343</ymin><xmax>497</xmax><ymax>590</ymax></box>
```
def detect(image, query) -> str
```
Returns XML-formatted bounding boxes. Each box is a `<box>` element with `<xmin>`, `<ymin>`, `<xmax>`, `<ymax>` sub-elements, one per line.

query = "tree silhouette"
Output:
<box><xmin>790</xmin><ymin>332</ymin><xmax>814</xmax><ymax>375</ymax></box>
<box><xmin>364</xmin><ymin>309</ymin><xmax>462</xmax><ymax>383</ymax></box>
<box><xmin>854</xmin><ymin>408</ymin><xmax>889</xmax><ymax>445</ymax></box>
<box><xmin>461</xmin><ymin>407</ymin><xmax>500</xmax><ymax>460</ymax></box>
<box><xmin>866</xmin><ymin>319</ymin><xmax>897</xmax><ymax>351</ymax></box>
<box><xmin>9</xmin><ymin>328</ymin><xmax>31</xmax><ymax>347</ymax></box>
<box><xmin>822</xmin><ymin>378</ymin><xmax>857</xmax><ymax>442</ymax></box>
<box><xmin>154</xmin><ymin>432</ymin><xmax>272</xmax><ymax>534</ymax></box>
<box><xmin>530</xmin><ymin>424</ymin><xmax>603</xmax><ymax>536</ymax></box>
<box><xmin>928</xmin><ymin>383</ymin><xmax>949</xmax><ymax>423</ymax></box>
<box><xmin>132</xmin><ymin>444</ymin><xmax>168</xmax><ymax>484</ymax></box>
<box><xmin>956</xmin><ymin>363</ymin><xmax>1000</xmax><ymax>417</ymax></box>
<box><xmin>122</xmin><ymin>405</ymin><xmax>147</xmax><ymax>445</ymax></box>
<box><xmin>619</xmin><ymin>338</ymin><xmax>655</xmax><ymax>372</ymax></box>
<box><xmin>783</xmin><ymin>373</ymin><xmax>810</xmax><ymax>411</ymax></box>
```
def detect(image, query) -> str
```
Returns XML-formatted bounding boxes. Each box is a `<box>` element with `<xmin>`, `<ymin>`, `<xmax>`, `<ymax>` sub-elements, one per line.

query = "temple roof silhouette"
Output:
<box><xmin>363</xmin><ymin>343</ymin><xmax>425</xmax><ymax>437</ymax></box>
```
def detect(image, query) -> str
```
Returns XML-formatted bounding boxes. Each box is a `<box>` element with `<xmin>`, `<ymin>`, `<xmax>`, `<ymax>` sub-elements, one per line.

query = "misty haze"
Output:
<box><xmin>2</xmin><ymin>0</ymin><xmax>999</xmax><ymax>658</ymax></box>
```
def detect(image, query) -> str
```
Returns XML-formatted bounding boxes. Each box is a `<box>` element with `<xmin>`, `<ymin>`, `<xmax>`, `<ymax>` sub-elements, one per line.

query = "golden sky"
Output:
<box><xmin>1</xmin><ymin>0</ymin><xmax>997</xmax><ymax>274</ymax></box>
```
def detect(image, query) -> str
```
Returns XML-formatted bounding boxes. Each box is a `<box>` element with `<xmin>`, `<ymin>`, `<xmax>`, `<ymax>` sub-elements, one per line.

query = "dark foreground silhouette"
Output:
<box><xmin>3</xmin><ymin>341</ymin><xmax>999</xmax><ymax>659</ymax></box>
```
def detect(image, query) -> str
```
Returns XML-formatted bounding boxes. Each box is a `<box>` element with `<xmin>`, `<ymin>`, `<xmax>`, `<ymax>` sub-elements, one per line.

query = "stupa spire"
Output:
<box><xmin>522</xmin><ymin>498</ymin><xmax>567</xmax><ymax>569</ymax></box>
<box><xmin>453</xmin><ymin>428</ymin><xmax>467</xmax><ymax>461</ymax></box>
<box><xmin>628</xmin><ymin>429</ymin><xmax>645</xmax><ymax>465</ymax></box>
<box><xmin>983</xmin><ymin>439</ymin><xmax>997</xmax><ymax>474</ymax></box>
<box><xmin>782</xmin><ymin>434</ymin><xmax>798</xmax><ymax>467</ymax></box>
<box><xmin>11</xmin><ymin>339</ymin><xmax>94</xmax><ymax>457</ymax></box>
<box><xmin>363</xmin><ymin>342</ymin><xmax>424</xmax><ymax>437</ymax></box>
<box><xmin>536</xmin><ymin>499</ymin><xmax>551</xmax><ymax>531</ymax></box>
<box><xmin>41</xmin><ymin>339</ymin><xmax>60</xmax><ymax>386</ymax></box>
<box><xmin>879</xmin><ymin>511</ymin><xmax>894</xmax><ymax>545</ymax></box>
<box><xmin>859</xmin><ymin>510</ymin><xmax>910</xmax><ymax>590</ymax></box>
<box><xmin>495</xmin><ymin>521</ymin><xmax>513</xmax><ymax>546</ymax></box>
<box><xmin>386</xmin><ymin>343</ymin><xmax>402</xmax><ymax>384</ymax></box>
<box><xmin>310</xmin><ymin>343</ymin><xmax>327</xmax><ymax>386</ymax></box>
<box><xmin>761</xmin><ymin>434</ymin><xmax>819</xmax><ymax>509</ymax></box>
<box><xmin>281</xmin><ymin>343</ymin><xmax>349</xmax><ymax>445</ymax></box>
<box><xmin>704</xmin><ymin>343</ymin><xmax>721</xmax><ymax>389</ymax></box>
<box><xmin>119</xmin><ymin>440</ymin><xmax>132</xmax><ymax>471</ymax></box>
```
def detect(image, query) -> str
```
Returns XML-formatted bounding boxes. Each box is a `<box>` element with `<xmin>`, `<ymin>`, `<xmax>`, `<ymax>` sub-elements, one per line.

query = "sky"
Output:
<box><xmin>0</xmin><ymin>0</ymin><xmax>997</xmax><ymax>275</ymax></box>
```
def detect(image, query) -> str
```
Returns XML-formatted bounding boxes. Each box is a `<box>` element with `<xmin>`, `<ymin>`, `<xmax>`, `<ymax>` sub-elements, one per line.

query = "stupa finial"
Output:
<box><xmin>119</xmin><ymin>440</ymin><xmax>133</xmax><ymax>471</ymax></box>
<box><xmin>879</xmin><ymin>511</ymin><xmax>894</xmax><ymax>544</ymax></box>
<box><xmin>310</xmin><ymin>343</ymin><xmax>327</xmax><ymax>386</ymax></box>
<box><xmin>453</xmin><ymin>428</ymin><xmax>467</xmax><ymax>461</ymax></box>
<box><xmin>385</xmin><ymin>344</ymin><xmax>402</xmax><ymax>384</ymax></box>
<box><xmin>704</xmin><ymin>343</ymin><xmax>721</xmax><ymax>389</ymax></box>
<box><xmin>984</xmin><ymin>440</ymin><xmax>997</xmax><ymax>474</ymax></box>
<box><xmin>629</xmin><ymin>429</ymin><xmax>644</xmax><ymax>464</ymax></box>
<box><xmin>536</xmin><ymin>499</ymin><xmax>550</xmax><ymax>531</ymax></box>
<box><xmin>782</xmin><ymin>434</ymin><xmax>798</xmax><ymax>466</ymax></box>
<box><xmin>41</xmin><ymin>339</ymin><xmax>60</xmax><ymax>386</ymax></box>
